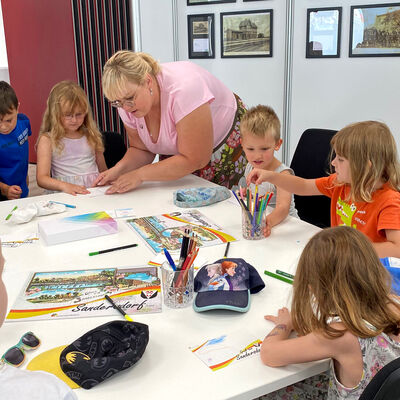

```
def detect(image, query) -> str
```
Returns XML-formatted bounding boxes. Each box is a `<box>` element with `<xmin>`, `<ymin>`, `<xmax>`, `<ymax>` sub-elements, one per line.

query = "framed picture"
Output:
<box><xmin>350</xmin><ymin>3</ymin><xmax>400</xmax><ymax>57</ymax></box>
<box><xmin>220</xmin><ymin>9</ymin><xmax>273</xmax><ymax>58</ymax></box>
<box><xmin>188</xmin><ymin>14</ymin><xmax>215</xmax><ymax>59</ymax></box>
<box><xmin>187</xmin><ymin>0</ymin><xmax>235</xmax><ymax>5</ymax></box>
<box><xmin>306</xmin><ymin>7</ymin><xmax>342</xmax><ymax>58</ymax></box>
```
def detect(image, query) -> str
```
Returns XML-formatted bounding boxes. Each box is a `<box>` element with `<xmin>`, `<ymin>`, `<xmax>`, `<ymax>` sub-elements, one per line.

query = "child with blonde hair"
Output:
<box><xmin>247</xmin><ymin>121</ymin><xmax>400</xmax><ymax>257</ymax></box>
<box><xmin>260</xmin><ymin>226</ymin><xmax>400</xmax><ymax>399</ymax></box>
<box><xmin>240</xmin><ymin>105</ymin><xmax>298</xmax><ymax>237</ymax></box>
<box><xmin>36</xmin><ymin>81</ymin><xmax>106</xmax><ymax>195</ymax></box>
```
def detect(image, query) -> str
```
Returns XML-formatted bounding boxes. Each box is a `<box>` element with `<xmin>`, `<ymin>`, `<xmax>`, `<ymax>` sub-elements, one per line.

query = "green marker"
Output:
<box><xmin>276</xmin><ymin>269</ymin><xmax>294</xmax><ymax>280</ymax></box>
<box><xmin>264</xmin><ymin>270</ymin><xmax>293</xmax><ymax>284</ymax></box>
<box><xmin>5</xmin><ymin>206</ymin><xmax>17</xmax><ymax>221</ymax></box>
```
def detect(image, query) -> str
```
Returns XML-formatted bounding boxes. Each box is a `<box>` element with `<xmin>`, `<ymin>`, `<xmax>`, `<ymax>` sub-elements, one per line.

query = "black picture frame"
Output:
<box><xmin>349</xmin><ymin>3</ymin><xmax>400</xmax><ymax>57</ymax></box>
<box><xmin>187</xmin><ymin>0</ymin><xmax>235</xmax><ymax>5</ymax></box>
<box><xmin>220</xmin><ymin>9</ymin><xmax>273</xmax><ymax>58</ymax></box>
<box><xmin>306</xmin><ymin>7</ymin><xmax>342</xmax><ymax>58</ymax></box>
<box><xmin>188</xmin><ymin>14</ymin><xmax>215</xmax><ymax>59</ymax></box>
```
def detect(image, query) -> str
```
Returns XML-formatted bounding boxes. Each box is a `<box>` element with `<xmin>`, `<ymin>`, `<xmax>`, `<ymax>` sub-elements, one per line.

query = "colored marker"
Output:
<box><xmin>49</xmin><ymin>201</ymin><xmax>76</xmax><ymax>208</ymax></box>
<box><xmin>163</xmin><ymin>248</ymin><xmax>177</xmax><ymax>271</ymax></box>
<box><xmin>276</xmin><ymin>269</ymin><xmax>295</xmax><ymax>280</ymax></box>
<box><xmin>89</xmin><ymin>243</ymin><xmax>138</xmax><ymax>256</ymax></box>
<box><xmin>104</xmin><ymin>295</ymin><xmax>133</xmax><ymax>322</ymax></box>
<box><xmin>264</xmin><ymin>270</ymin><xmax>293</xmax><ymax>284</ymax></box>
<box><xmin>5</xmin><ymin>206</ymin><xmax>17</xmax><ymax>220</ymax></box>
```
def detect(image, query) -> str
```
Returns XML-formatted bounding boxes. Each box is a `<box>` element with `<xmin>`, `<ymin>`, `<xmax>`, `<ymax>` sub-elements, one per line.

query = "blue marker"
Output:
<box><xmin>49</xmin><ymin>201</ymin><xmax>76</xmax><ymax>208</ymax></box>
<box><xmin>163</xmin><ymin>248</ymin><xmax>177</xmax><ymax>271</ymax></box>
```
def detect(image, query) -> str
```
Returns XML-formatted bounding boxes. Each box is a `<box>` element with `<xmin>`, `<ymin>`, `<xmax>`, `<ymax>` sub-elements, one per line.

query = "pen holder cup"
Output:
<box><xmin>161</xmin><ymin>262</ymin><xmax>194</xmax><ymax>308</ymax></box>
<box><xmin>242</xmin><ymin>208</ymin><xmax>265</xmax><ymax>240</ymax></box>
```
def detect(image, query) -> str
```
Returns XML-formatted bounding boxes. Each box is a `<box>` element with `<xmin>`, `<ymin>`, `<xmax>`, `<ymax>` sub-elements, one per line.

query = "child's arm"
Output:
<box><xmin>95</xmin><ymin>151</ymin><xmax>107</xmax><ymax>173</ymax></box>
<box><xmin>0</xmin><ymin>182</ymin><xmax>22</xmax><ymax>199</ymax></box>
<box><xmin>36</xmin><ymin>135</ymin><xmax>90</xmax><ymax>195</ymax></box>
<box><xmin>263</xmin><ymin>171</ymin><xmax>294</xmax><ymax>237</ymax></box>
<box><xmin>373</xmin><ymin>229</ymin><xmax>400</xmax><ymax>258</ymax></box>
<box><xmin>260</xmin><ymin>307</ymin><xmax>358</xmax><ymax>368</ymax></box>
<box><xmin>247</xmin><ymin>169</ymin><xmax>320</xmax><ymax>196</ymax></box>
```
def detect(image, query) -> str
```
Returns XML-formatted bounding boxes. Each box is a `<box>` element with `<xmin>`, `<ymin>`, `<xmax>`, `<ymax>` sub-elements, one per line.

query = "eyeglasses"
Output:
<box><xmin>63</xmin><ymin>112</ymin><xmax>86</xmax><ymax>121</ymax></box>
<box><xmin>110</xmin><ymin>86</ymin><xmax>140</xmax><ymax>108</ymax></box>
<box><xmin>0</xmin><ymin>332</ymin><xmax>40</xmax><ymax>367</ymax></box>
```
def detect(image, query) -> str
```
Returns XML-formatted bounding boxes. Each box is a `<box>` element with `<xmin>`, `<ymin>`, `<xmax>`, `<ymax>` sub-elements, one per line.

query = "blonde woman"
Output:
<box><xmin>94</xmin><ymin>50</ymin><xmax>247</xmax><ymax>192</ymax></box>
<box><xmin>36</xmin><ymin>81</ymin><xmax>106</xmax><ymax>195</ymax></box>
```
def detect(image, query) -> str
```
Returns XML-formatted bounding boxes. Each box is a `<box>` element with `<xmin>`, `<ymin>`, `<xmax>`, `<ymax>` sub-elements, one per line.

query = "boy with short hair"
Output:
<box><xmin>0</xmin><ymin>81</ymin><xmax>31</xmax><ymax>201</ymax></box>
<box><xmin>240</xmin><ymin>105</ymin><xmax>298</xmax><ymax>237</ymax></box>
<box><xmin>0</xmin><ymin>242</ymin><xmax>77</xmax><ymax>399</ymax></box>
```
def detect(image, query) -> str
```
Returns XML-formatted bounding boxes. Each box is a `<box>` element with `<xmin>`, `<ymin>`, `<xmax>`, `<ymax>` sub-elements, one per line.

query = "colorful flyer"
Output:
<box><xmin>190</xmin><ymin>332</ymin><xmax>262</xmax><ymax>371</ymax></box>
<box><xmin>6</xmin><ymin>266</ymin><xmax>161</xmax><ymax>322</ymax></box>
<box><xmin>126</xmin><ymin>209</ymin><xmax>236</xmax><ymax>253</ymax></box>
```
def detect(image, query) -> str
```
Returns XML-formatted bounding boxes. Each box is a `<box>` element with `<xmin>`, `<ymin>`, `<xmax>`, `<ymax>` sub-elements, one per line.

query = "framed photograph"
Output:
<box><xmin>220</xmin><ymin>9</ymin><xmax>273</xmax><ymax>58</ymax></box>
<box><xmin>187</xmin><ymin>0</ymin><xmax>235</xmax><ymax>5</ymax></box>
<box><xmin>306</xmin><ymin>7</ymin><xmax>342</xmax><ymax>58</ymax></box>
<box><xmin>350</xmin><ymin>3</ymin><xmax>400</xmax><ymax>57</ymax></box>
<box><xmin>188</xmin><ymin>14</ymin><xmax>215</xmax><ymax>59</ymax></box>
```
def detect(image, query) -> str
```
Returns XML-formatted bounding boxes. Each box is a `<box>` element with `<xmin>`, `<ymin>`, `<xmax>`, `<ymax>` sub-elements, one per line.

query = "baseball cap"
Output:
<box><xmin>27</xmin><ymin>320</ymin><xmax>149</xmax><ymax>390</ymax></box>
<box><xmin>193</xmin><ymin>258</ymin><xmax>265</xmax><ymax>312</ymax></box>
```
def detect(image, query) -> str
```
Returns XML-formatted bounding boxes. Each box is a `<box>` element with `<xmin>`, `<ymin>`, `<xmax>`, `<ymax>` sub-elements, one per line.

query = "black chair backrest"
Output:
<box><xmin>289</xmin><ymin>128</ymin><xmax>337</xmax><ymax>228</ymax></box>
<box><xmin>102</xmin><ymin>131</ymin><xmax>127</xmax><ymax>169</ymax></box>
<box><xmin>359</xmin><ymin>356</ymin><xmax>400</xmax><ymax>400</ymax></box>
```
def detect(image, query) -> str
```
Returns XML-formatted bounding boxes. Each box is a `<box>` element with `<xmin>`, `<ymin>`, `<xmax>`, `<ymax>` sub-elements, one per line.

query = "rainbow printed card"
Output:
<box><xmin>38</xmin><ymin>211</ymin><xmax>118</xmax><ymax>245</ymax></box>
<box><xmin>126</xmin><ymin>209</ymin><xmax>236</xmax><ymax>253</ymax></box>
<box><xmin>190</xmin><ymin>332</ymin><xmax>261</xmax><ymax>371</ymax></box>
<box><xmin>6</xmin><ymin>266</ymin><xmax>161</xmax><ymax>322</ymax></box>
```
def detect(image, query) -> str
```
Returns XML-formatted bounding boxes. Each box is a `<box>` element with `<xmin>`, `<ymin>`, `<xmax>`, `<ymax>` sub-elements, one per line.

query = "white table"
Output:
<box><xmin>0</xmin><ymin>175</ymin><xmax>328</xmax><ymax>400</ymax></box>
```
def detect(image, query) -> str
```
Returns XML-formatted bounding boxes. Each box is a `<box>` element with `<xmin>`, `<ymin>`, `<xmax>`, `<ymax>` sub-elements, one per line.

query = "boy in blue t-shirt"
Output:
<box><xmin>0</xmin><ymin>81</ymin><xmax>32</xmax><ymax>201</ymax></box>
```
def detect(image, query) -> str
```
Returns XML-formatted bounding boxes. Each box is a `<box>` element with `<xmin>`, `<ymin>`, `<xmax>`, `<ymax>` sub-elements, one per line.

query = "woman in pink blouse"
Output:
<box><xmin>94</xmin><ymin>50</ymin><xmax>247</xmax><ymax>193</ymax></box>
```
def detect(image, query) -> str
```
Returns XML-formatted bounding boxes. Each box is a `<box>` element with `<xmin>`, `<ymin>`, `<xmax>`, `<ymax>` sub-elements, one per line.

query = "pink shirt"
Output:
<box><xmin>118</xmin><ymin>61</ymin><xmax>237</xmax><ymax>155</ymax></box>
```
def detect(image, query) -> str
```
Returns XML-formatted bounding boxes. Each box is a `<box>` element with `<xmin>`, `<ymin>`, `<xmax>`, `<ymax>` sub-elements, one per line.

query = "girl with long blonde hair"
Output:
<box><xmin>36</xmin><ymin>81</ymin><xmax>106</xmax><ymax>195</ymax></box>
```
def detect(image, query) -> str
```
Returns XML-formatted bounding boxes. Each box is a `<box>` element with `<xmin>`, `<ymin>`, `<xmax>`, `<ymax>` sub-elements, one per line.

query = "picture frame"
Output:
<box><xmin>306</xmin><ymin>7</ymin><xmax>342</xmax><ymax>58</ymax></box>
<box><xmin>220</xmin><ymin>9</ymin><xmax>273</xmax><ymax>58</ymax></box>
<box><xmin>188</xmin><ymin>14</ymin><xmax>215</xmax><ymax>59</ymax></box>
<box><xmin>187</xmin><ymin>0</ymin><xmax>235</xmax><ymax>5</ymax></box>
<box><xmin>349</xmin><ymin>3</ymin><xmax>400</xmax><ymax>57</ymax></box>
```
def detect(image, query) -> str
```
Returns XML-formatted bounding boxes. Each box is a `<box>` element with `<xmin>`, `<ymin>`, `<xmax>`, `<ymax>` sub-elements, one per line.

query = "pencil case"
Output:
<box><xmin>173</xmin><ymin>187</ymin><xmax>231</xmax><ymax>208</ymax></box>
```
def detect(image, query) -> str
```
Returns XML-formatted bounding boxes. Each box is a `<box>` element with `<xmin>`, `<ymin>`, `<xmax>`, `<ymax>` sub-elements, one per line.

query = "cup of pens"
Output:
<box><xmin>242</xmin><ymin>207</ymin><xmax>266</xmax><ymax>240</ymax></box>
<box><xmin>161</xmin><ymin>262</ymin><xmax>194</xmax><ymax>308</ymax></box>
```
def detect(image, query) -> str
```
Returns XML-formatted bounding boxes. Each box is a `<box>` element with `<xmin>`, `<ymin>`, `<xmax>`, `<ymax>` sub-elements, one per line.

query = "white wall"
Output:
<box><xmin>0</xmin><ymin>4</ymin><xmax>9</xmax><ymax>82</ymax></box>
<box><xmin>290</xmin><ymin>0</ymin><xmax>400</xmax><ymax>159</ymax></box>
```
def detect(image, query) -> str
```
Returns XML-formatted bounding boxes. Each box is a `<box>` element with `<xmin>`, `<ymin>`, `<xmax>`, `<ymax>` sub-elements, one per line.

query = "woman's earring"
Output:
<box><xmin>150</xmin><ymin>88</ymin><xmax>153</xmax><ymax>96</ymax></box>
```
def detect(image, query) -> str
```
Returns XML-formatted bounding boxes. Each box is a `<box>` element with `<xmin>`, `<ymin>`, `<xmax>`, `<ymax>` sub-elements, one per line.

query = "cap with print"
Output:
<box><xmin>193</xmin><ymin>258</ymin><xmax>265</xmax><ymax>313</ymax></box>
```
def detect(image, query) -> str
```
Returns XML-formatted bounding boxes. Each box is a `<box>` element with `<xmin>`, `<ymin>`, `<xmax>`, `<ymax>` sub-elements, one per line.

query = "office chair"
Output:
<box><xmin>359</xmin><ymin>356</ymin><xmax>400</xmax><ymax>400</ymax></box>
<box><xmin>102</xmin><ymin>131</ymin><xmax>127</xmax><ymax>169</ymax></box>
<box><xmin>289</xmin><ymin>128</ymin><xmax>337</xmax><ymax>228</ymax></box>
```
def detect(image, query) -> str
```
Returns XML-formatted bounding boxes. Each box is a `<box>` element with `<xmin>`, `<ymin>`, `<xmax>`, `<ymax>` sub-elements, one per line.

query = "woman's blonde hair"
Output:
<box><xmin>102</xmin><ymin>50</ymin><xmax>161</xmax><ymax>100</ymax></box>
<box><xmin>331</xmin><ymin>121</ymin><xmax>400</xmax><ymax>202</ymax></box>
<box><xmin>38</xmin><ymin>81</ymin><xmax>104</xmax><ymax>154</ymax></box>
<box><xmin>292</xmin><ymin>226</ymin><xmax>400</xmax><ymax>339</ymax></box>
<box><xmin>240</xmin><ymin>105</ymin><xmax>281</xmax><ymax>142</ymax></box>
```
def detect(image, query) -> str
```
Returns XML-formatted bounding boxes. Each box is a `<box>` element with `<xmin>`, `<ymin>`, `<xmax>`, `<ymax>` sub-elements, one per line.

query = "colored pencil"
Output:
<box><xmin>49</xmin><ymin>201</ymin><xmax>76</xmax><ymax>208</ymax></box>
<box><xmin>163</xmin><ymin>248</ymin><xmax>177</xmax><ymax>271</ymax></box>
<box><xmin>89</xmin><ymin>243</ymin><xmax>138</xmax><ymax>256</ymax></box>
<box><xmin>264</xmin><ymin>270</ymin><xmax>293</xmax><ymax>284</ymax></box>
<box><xmin>223</xmin><ymin>242</ymin><xmax>231</xmax><ymax>258</ymax></box>
<box><xmin>104</xmin><ymin>295</ymin><xmax>133</xmax><ymax>322</ymax></box>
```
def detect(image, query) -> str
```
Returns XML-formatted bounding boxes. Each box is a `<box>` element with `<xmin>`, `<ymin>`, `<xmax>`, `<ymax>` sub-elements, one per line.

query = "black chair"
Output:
<box><xmin>359</xmin><ymin>356</ymin><xmax>400</xmax><ymax>400</ymax></box>
<box><xmin>289</xmin><ymin>128</ymin><xmax>337</xmax><ymax>228</ymax></box>
<box><xmin>101</xmin><ymin>131</ymin><xmax>127</xmax><ymax>169</ymax></box>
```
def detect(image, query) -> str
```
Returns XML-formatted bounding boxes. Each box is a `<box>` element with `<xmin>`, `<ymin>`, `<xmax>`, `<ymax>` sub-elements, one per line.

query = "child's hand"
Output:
<box><xmin>6</xmin><ymin>185</ymin><xmax>22</xmax><ymax>200</ymax></box>
<box><xmin>61</xmin><ymin>182</ymin><xmax>90</xmax><ymax>196</ymax></box>
<box><xmin>263</xmin><ymin>216</ymin><xmax>272</xmax><ymax>237</ymax></box>
<box><xmin>264</xmin><ymin>307</ymin><xmax>293</xmax><ymax>332</ymax></box>
<box><xmin>246</xmin><ymin>169</ymin><xmax>272</xmax><ymax>186</ymax></box>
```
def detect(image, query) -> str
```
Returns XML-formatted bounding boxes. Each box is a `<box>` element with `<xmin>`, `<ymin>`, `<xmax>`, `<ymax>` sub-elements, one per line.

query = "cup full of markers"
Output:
<box><xmin>161</xmin><ymin>228</ymin><xmax>199</xmax><ymax>308</ymax></box>
<box><xmin>232</xmin><ymin>186</ymin><xmax>274</xmax><ymax>240</ymax></box>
